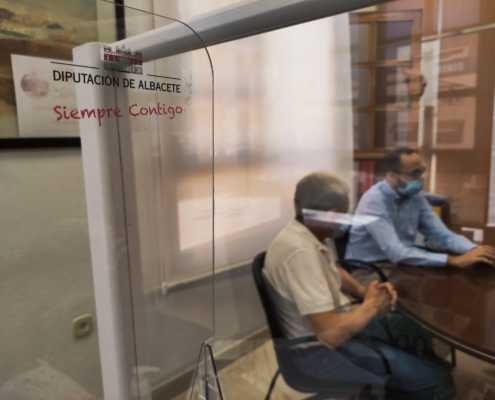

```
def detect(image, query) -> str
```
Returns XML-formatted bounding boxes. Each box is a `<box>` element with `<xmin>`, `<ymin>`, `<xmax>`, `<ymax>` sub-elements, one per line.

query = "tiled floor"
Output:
<box><xmin>454</xmin><ymin>351</ymin><xmax>495</xmax><ymax>400</ymax></box>
<box><xmin>172</xmin><ymin>339</ymin><xmax>495</xmax><ymax>400</ymax></box>
<box><xmin>171</xmin><ymin>339</ymin><xmax>305</xmax><ymax>400</ymax></box>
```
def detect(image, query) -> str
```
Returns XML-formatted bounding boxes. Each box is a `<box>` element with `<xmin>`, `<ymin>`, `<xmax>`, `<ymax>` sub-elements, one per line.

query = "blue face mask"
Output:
<box><xmin>333</xmin><ymin>223</ymin><xmax>351</xmax><ymax>239</ymax></box>
<box><xmin>397</xmin><ymin>179</ymin><xmax>424</xmax><ymax>197</ymax></box>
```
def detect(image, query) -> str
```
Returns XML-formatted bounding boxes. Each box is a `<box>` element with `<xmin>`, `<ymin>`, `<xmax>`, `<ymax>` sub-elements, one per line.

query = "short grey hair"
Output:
<box><xmin>294</xmin><ymin>172</ymin><xmax>349</xmax><ymax>214</ymax></box>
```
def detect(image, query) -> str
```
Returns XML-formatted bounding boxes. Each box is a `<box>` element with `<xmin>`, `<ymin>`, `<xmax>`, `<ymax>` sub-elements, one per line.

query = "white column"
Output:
<box><xmin>73</xmin><ymin>43</ymin><xmax>148</xmax><ymax>400</ymax></box>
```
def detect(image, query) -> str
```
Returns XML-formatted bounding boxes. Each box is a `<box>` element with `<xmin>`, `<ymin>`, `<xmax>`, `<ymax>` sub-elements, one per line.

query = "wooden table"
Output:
<box><xmin>388</xmin><ymin>264</ymin><xmax>495</xmax><ymax>364</ymax></box>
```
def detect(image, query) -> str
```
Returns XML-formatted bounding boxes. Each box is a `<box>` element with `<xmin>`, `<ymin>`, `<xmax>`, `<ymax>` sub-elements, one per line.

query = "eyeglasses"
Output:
<box><xmin>395</xmin><ymin>166</ymin><xmax>426</xmax><ymax>180</ymax></box>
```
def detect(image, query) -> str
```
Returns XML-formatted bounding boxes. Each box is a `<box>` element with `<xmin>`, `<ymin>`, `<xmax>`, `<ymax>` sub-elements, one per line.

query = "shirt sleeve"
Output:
<box><xmin>361</xmin><ymin>196</ymin><xmax>449</xmax><ymax>267</ymax></box>
<box><xmin>417</xmin><ymin>195</ymin><xmax>477</xmax><ymax>255</ymax></box>
<box><xmin>282</xmin><ymin>250</ymin><xmax>336</xmax><ymax>315</ymax></box>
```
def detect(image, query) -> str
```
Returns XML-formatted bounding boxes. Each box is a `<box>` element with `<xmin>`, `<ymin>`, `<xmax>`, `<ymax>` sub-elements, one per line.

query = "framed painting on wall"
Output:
<box><xmin>0</xmin><ymin>0</ymin><xmax>98</xmax><ymax>143</ymax></box>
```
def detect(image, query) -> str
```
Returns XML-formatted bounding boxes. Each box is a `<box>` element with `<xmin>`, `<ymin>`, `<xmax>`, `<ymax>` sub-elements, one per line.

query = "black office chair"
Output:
<box><xmin>334</xmin><ymin>230</ymin><xmax>351</xmax><ymax>261</ymax></box>
<box><xmin>252</xmin><ymin>251</ymin><xmax>394</xmax><ymax>400</ymax></box>
<box><xmin>334</xmin><ymin>231</ymin><xmax>388</xmax><ymax>283</ymax></box>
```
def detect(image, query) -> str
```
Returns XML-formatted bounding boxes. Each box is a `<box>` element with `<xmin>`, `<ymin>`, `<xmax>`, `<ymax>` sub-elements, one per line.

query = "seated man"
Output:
<box><xmin>346</xmin><ymin>147</ymin><xmax>495</xmax><ymax>268</ymax></box>
<box><xmin>264</xmin><ymin>172</ymin><xmax>455</xmax><ymax>400</ymax></box>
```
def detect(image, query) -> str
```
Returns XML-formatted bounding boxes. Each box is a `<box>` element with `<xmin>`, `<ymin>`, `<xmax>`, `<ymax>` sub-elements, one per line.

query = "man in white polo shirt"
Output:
<box><xmin>263</xmin><ymin>172</ymin><xmax>455</xmax><ymax>400</ymax></box>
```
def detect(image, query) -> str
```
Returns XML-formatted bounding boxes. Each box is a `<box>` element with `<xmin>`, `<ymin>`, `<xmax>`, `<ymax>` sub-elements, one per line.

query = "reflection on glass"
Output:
<box><xmin>374</xmin><ymin>110</ymin><xmax>413</xmax><ymax>148</ymax></box>
<box><xmin>352</xmin><ymin>68</ymin><xmax>369</xmax><ymax>106</ymax></box>
<box><xmin>439</xmin><ymin>33</ymin><xmax>478</xmax><ymax>92</ymax></box>
<box><xmin>376</xmin><ymin>21</ymin><xmax>413</xmax><ymax>61</ymax></box>
<box><xmin>207</xmin><ymin>15</ymin><xmax>354</xmax><ymax>274</ymax></box>
<box><xmin>179</xmin><ymin>195</ymin><xmax>281</xmax><ymax>250</ymax></box>
<box><xmin>441</xmin><ymin>0</ymin><xmax>480</xmax><ymax>31</ymax></box>
<box><xmin>124</xmin><ymin>44</ymin><xmax>216</xmax><ymax>391</ymax></box>
<box><xmin>5</xmin><ymin>0</ymin><xmax>495</xmax><ymax>399</ymax></box>
<box><xmin>375</xmin><ymin>66</ymin><xmax>410</xmax><ymax>106</ymax></box>
<box><xmin>350</xmin><ymin>23</ymin><xmax>370</xmax><ymax>62</ymax></box>
<box><xmin>374</xmin><ymin>110</ymin><xmax>396</xmax><ymax>148</ymax></box>
<box><xmin>437</xmin><ymin>97</ymin><xmax>476</xmax><ymax>149</ymax></box>
<box><xmin>353</xmin><ymin>112</ymin><xmax>368</xmax><ymax>149</ymax></box>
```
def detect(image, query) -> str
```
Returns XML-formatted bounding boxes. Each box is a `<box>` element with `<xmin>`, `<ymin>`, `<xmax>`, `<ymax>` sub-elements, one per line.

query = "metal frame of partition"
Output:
<box><xmin>111</xmin><ymin>0</ymin><xmax>388</xmax><ymax>60</ymax></box>
<box><xmin>76</xmin><ymin>1</ymin><xmax>387</xmax><ymax>399</ymax></box>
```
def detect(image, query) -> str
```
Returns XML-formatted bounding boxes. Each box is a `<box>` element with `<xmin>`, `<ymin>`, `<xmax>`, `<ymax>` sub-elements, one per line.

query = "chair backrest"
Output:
<box><xmin>334</xmin><ymin>230</ymin><xmax>349</xmax><ymax>261</ymax></box>
<box><xmin>252</xmin><ymin>251</ymin><xmax>287</xmax><ymax>340</ymax></box>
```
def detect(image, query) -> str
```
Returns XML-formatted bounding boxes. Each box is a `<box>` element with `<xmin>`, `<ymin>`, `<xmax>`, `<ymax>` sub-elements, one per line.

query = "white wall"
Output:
<box><xmin>0</xmin><ymin>149</ymin><xmax>103</xmax><ymax>399</ymax></box>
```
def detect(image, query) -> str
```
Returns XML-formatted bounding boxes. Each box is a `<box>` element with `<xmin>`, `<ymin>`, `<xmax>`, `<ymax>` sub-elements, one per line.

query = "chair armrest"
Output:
<box><xmin>274</xmin><ymin>335</ymin><xmax>394</xmax><ymax>388</ymax></box>
<box><xmin>274</xmin><ymin>335</ymin><xmax>319</xmax><ymax>349</ymax></box>
<box><xmin>339</xmin><ymin>259</ymin><xmax>388</xmax><ymax>283</ymax></box>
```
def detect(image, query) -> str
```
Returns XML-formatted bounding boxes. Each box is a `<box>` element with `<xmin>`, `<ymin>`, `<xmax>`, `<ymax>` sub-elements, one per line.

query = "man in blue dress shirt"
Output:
<box><xmin>346</xmin><ymin>148</ymin><xmax>495</xmax><ymax>268</ymax></box>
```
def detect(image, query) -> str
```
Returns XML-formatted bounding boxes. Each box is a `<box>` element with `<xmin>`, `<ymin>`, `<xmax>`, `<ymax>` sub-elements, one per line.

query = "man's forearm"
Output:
<box><xmin>338</xmin><ymin>266</ymin><xmax>366</xmax><ymax>299</ymax></box>
<box><xmin>317</xmin><ymin>301</ymin><xmax>378</xmax><ymax>349</ymax></box>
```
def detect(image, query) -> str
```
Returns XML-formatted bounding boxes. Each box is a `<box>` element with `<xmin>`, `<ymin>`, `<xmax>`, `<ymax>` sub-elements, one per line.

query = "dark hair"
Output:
<box><xmin>381</xmin><ymin>148</ymin><xmax>418</xmax><ymax>174</ymax></box>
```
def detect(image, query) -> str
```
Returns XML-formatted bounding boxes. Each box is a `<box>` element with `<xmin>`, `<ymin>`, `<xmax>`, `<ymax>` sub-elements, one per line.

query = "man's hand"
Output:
<box><xmin>377</xmin><ymin>282</ymin><xmax>398</xmax><ymax>311</ymax></box>
<box><xmin>363</xmin><ymin>280</ymin><xmax>392</xmax><ymax>315</ymax></box>
<box><xmin>448</xmin><ymin>246</ymin><xmax>495</xmax><ymax>269</ymax></box>
<box><xmin>307</xmin><ymin>281</ymin><xmax>397</xmax><ymax>349</ymax></box>
<box><xmin>362</xmin><ymin>281</ymin><xmax>398</xmax><ymax>311</ymax></box>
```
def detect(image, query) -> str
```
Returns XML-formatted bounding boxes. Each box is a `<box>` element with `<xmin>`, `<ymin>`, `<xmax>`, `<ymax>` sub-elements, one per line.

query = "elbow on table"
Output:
<box><xmin>382</xmin><ymin>248</ymin><xmax>427</xmax><ymax>266</ymax></box>
<box><xmin>388</xmin><ymin>248</ymin><xmax>433</xmax><ymax>266</ymax></box>
<box><xmin>378</xmin><ymin>245</ymin><xmax>403</xmax><ymax>265</ymax></box>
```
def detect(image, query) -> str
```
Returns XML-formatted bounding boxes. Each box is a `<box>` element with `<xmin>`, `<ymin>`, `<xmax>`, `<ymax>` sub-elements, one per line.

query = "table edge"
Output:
<box><xmin>398</xmin><ymin>303</ymin><xmax>495</xmax><ymax>365</ymax></box>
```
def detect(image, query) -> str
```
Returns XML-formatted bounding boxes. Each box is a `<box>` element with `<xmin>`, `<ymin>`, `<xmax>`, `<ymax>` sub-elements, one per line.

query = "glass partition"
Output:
<box><xmin>2</xmin><ymin>1</ymin><xmax>215</xmax><ymax>399</ymax></box>
<box><xmin>90</xmin><ymin>2</ymin><xmax>216</xmax><ymax>398</ymax></box>
<box><xmin>209</xmin><ymin>1</ymin><xmax>495</xmax><ymax>400</ymax></box>
<box><xmin>5</xmin><ymin>0</ymin><xmax>495</xmax><ymax>400</ymax></box>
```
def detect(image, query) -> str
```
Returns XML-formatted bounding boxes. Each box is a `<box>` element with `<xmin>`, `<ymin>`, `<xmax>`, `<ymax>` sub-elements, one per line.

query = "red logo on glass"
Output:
<box><xmin>103</xmin><ymin>45</ymin><xmax>143</xmax><ymax>75</ymax></box>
